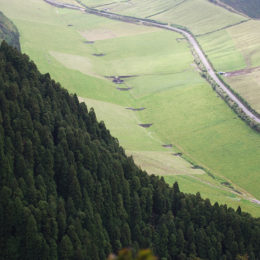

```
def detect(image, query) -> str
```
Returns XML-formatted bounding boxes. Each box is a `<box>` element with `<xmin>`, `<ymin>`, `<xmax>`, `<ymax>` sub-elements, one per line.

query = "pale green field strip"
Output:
<box><xmin>198</xmin><ymin>30</ymin><xmax>246</xmax><ymax>72</ymax></box>
<box><xmin>96</xmin><ymin>0</ymin><xmax>184</xmax><ymax>19</ymax></box>
<box><xmin>2</xmin><ymin>0</ymin><xmax>260</xmax><ymax>215</ymax></box>
<box><xmin>82</xmin><ymin>96</ymin><xmax>260</xmax><ymax>215</ymax></box>
<box><xmin>91</xmin><ymin>31</ymin><xmax>191</xmax><ymax>75</ymax></box>
<box><xmin>227</xmin><ymin>20</ymin><xmax>260</xmax><ymax>68</ymax></box>
<box><xmin>198</xmin><ymin>20</ymin><xmax>260</xmax><ymax>112</ymax></box>
<box><xmin>151</xmin><ymin>0</ymin><xmax>245</xmax><ymax>35</ymax></box>
<box><xmin>135</xmin><ymin>72</ymin><xmax>260</xmax><ymax>201</ymax></box>
<box><xmin>79</xmin><ymin>97</ymin><xmax>164</xmax><ymax>151</ymax></box>
<box><xmin>164</xmin><ymin>175</ymin><xmax>260</xmax><ymax>217</ymax></box>
<box><xmin>225</xmin><ymin>69</ymin><xmax>260</xmax><ymax>113</ymax></box>
<box><xmin>80</xmin><ymin>0</ymin><xmax>246</xmax><ymax>34</ymax></box>
<box><xmin>128</xmin><ymin>151</ymin><xmax>205</xmax><ymax>176</ymax></box>
<box><xmin>56</xmin><ymin>0</ymin><xmax>83</xmax><ymax>6</ymax></box>
<box><xmin>78</xmin><ymin>0</ymin><xmax>122</xmax><ymax>8</ymax></box>
<box><xmin>198</xmin><ymin>20</ymin><xmax>260</xmax><ymax>71</ymax></box>
<box><xmin>0</xmin><ymin>0</ymin><xmax>203</xmax><ymax>173</ymax></box>
<box><xmin>78</xmin><ymin>0</ymin><xmax>260</xmax><ymax>115</ymax></box>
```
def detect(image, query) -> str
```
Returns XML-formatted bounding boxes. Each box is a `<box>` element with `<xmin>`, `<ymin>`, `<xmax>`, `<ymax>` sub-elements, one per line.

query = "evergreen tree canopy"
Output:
<box><xmin>0</xmin><ymin>42</ymin><xmax>260</xmax><ymax>259</ymax></box>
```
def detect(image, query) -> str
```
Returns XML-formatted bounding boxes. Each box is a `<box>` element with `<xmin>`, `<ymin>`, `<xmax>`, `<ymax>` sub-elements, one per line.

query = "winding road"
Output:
<box><xmin>44</xmin><ymin>0</ymin><xmax>260</xmax><ymax>124</ymax></box>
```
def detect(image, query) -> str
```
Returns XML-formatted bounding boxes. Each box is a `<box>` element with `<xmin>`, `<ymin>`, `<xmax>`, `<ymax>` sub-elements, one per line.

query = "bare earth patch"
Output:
<box><xmin>84</xmin><ymin>40</ymin><xmax>94</xmax><ymax>44</ymax></box>
<box><xmin>92</xmin><ymin>53</ymin><xmax>106</xmax><ymax>57</ymax></box>
<box><xmin>105</xmin><ymin>75</ymin><xmax>137</xmax><ymax>84</ymax></box>
<box><xmin>116</xmin><ymin>87</ymin><xmax>132</xmax><ymax>91</ymax></box>
<box><xmin>125</xmin><ymin>107</ymin><xmax>146</xmax><ymax>111</ymax></box>
<box><xmin>225</xmin><ymin>66</ymin><xmax>260</xmax><ymax>77</ymax></box>
<box><xmin>162</xmin><ymin>144</ymin><xmax>173</xmax><ymax>148</ymax></box>
<box><xmin>139</xmin><ymin>123</ymin><xmax>153</xmax><ymax>128</ymax></box>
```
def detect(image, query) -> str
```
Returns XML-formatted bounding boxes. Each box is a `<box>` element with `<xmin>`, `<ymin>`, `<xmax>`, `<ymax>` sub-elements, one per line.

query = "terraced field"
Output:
<box><xmin>1</xmin><ymin>0</ymin><xmax>260</xmax><ymax>215</ymax></box>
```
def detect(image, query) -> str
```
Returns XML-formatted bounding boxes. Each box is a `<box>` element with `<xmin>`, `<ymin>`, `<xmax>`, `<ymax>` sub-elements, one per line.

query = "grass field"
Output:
<box><xmin>198</xmin><ymin>30</ymin><xmax>246</xmax><ymax>72</ymax></box>
<box><xmin>1</xmin><ymin>0</ymin><xmax>260</xmax><ymax>216</ymax></box>
<box><xmin>79</xmin><ymin>0</ymin><xmax>246</xmax><ymax>34</ymax></box>
<box><xmin>165</xmin><ymin>175</ymin><xmax>260</xmax><ymax>217</ymax></box>
<box><xmin>225</xmin><ymin>69</ymin><xmax>260</xmax><ymax>113</ymax></box>
<box><xmin>198</xmin><ymin>20</ymin><xmax>260</xmax><ymax>112</ymax></box>
<box><xmin>79</xmin><ymin>0</ymin><xmax>260</xmax><ymax>113</ymax></box>
<box><xmin>150</xmin><ymin>0</ymin><xmax>245</xmax><ymax>35</ymax></box>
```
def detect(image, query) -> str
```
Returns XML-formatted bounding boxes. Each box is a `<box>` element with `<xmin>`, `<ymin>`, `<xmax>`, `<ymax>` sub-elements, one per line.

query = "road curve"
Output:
<box><xmin>44</xmin><ymin>0</ymin><xmax>260</xmax><ymax>124</ymax></box>
<box><xmin>151</xmin><ymin>23</ymin><xmax>260</xmax><ymax>123</ymax></box>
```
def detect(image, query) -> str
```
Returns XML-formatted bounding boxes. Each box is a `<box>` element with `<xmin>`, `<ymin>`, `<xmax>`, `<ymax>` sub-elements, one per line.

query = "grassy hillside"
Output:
<box><xmin>77</xmin><ymin>0</ymin><xmax>260</xmax><ymax>114</ymax></box>
<box><xmin>198</xmin><ymin>19</ymin><xmax>260</xmax><ymax>113</ymax></box>
<box><xmin>78</xmin><ymin>0</ymin><xmax>246</xmax><ymax>34</ymax></box>
<box><xmin>210</xmin><ymin>0</ymin><xmax>260</xmax><ymax>18</ymax></box>
<box><xmin>0</xmin><ymin>11</ymin><xmax>20</xmax><ymax>50</ymax></box>
<box><xmin>1</xmin><ymin>0</ymin><xmax>260</xmax><ymax>216</ymax></box>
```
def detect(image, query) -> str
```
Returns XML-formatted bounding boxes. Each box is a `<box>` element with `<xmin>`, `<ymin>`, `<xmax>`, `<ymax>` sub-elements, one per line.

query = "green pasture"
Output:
<box><xmin>96</xmin><ymin>0</ymin><xmax>184</xmax><ymax>19</ymax></box>
<box><xmin>78</xmin><ymin>0</ymin><xmax>122</xmax><ymax>7</ymax></box>
<box><xmin>91</xmin><ymin>30</ymin><xmax>191</xmax><ymax>75</ymax></box>
<box><xmin>129</xmin><ymin>151</ymin><xmax>205</xmax><ymax>176</ymax></box>
<box><xmin>227</xmin><ymin>20</ymin><xmax>260</xmax><ymax>67</ymax></box>
<box><xmin>198</xmin><ymin>20</ymin><xmax>260</xmax><ymax>71</ymax></box>
<box><xmin>60</xmin><ymin>0</ymin><xmax>83</xmax><ymax>6</ymax></box>
<box><xmin>79</xmin><ymin>0</ymin><xmax>260</xmax><ymax>113</ymax></box>
<box><xmin>225</xmin><ymin>69</ymin><xmax>260</xmax><ymax>113</ymax></box>
<box><xmin>80</xmin><ymin>0</ymin><xmax>246</xmax><ymax>35</ymax></box>
<box><xmin>1</xmin><ymin>0</ymin><xmax>260</xmax><ymax>215</ymax></box>
<box><xmin>151</xmin><ymin>0</ymin><xmax>245</xmax><ymax>35</ymax></box>
<box><xmin>0</xmin><ymin>0</ymin><xmax>201</xmax><ymax>168</ymax></box>
<box><xmin>198</xmin><ymin>30</ymin><xmax>246</xmax><ymax>71</ymax></box>
<box><xmin>198</xmin><ymin>20</ymin><xmax>260</xmax><ymax>112</ymax></box>
<box><xmin>165</xmin><ymin>175</ymin><xmax>260</xmax><ymax>217</ymax></box>
<box><xmin>137</xmin><ymin>73</ymin><xmax>260</xmax><ymax>199</ymax></box>
<box><xmin>79</xmin><ymin>97</ymin><xmax>164</xmax><ymax>151</ymax></box>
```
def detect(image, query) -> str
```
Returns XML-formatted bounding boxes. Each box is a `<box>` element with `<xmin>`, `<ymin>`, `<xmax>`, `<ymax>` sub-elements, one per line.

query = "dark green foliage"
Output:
<box><xmin>0</xmin><ymin>11</ymin><xmax>20</xmax><ymax>51</ymax></box>
<box><xmin>209</xmin><ymin>0</ymin><xmax>260</xmax><ymax>18</ymax></box>
<box><xmin>0</xmin><ymin>42</ymin><xmax>260</xmax><ymax>259</ymax></box>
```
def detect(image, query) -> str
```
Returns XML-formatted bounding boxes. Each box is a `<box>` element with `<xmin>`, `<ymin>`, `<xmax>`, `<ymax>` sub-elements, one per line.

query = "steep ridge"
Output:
<box><xmin>1</xmin><ymin>41</ymin><xmax>260</xmax><ymax>259</ymax></box>
<box><xmin>0</xmin><ymin>11</ymin><xmax>20</xmax><ymax>51</ymax></box>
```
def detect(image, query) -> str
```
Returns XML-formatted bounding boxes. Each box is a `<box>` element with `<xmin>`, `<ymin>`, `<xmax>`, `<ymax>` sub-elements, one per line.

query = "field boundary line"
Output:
<box><xmin>145</xmin><ymin>0</ymin><xmax>188</xmax><ymax>19</ymax></box>
<box><xmin>195</xmin><ymin>19</ymin><xmax>250</xmax><ymax>37</ymax></box>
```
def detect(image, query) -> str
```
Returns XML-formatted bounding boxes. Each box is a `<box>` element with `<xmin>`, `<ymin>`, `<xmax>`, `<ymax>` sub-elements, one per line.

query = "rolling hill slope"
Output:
<box><xmin>1</xmin><ymin>40</ymin><xmax>260</xmax><ymax>260</ymax></box>
<box><xmin>1</xmin><ymin>0</ymin><xmax>260</xmax><ymax>215</ymax></box>
<box><xmin>80</xmin><ymin>0</ymin><xmax>247</xmax><ymax>35</ymax></box>
<box><xmin>0</xmin><ymin>11</ymin><xmax>20</xmax><ymax>50</ymax></box>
